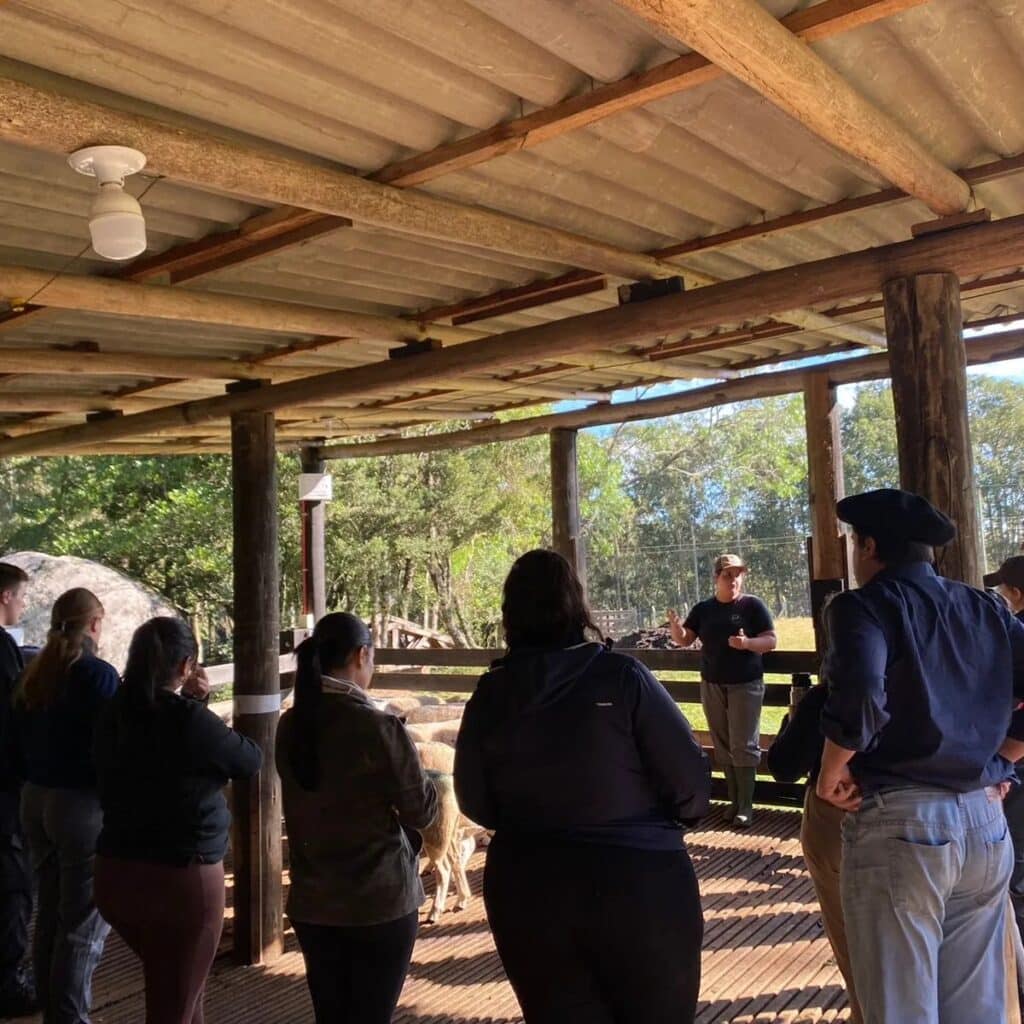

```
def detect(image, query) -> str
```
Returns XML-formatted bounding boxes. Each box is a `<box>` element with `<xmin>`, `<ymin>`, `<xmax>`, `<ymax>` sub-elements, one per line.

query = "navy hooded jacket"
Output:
<box><xmin>454</xmin><ymin>641</ymin><xmax>710</xmax><ymax>850</ymax></box>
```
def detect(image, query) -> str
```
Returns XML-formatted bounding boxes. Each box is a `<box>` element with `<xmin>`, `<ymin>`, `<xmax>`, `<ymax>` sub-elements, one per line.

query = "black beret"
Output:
<box><xmin>836</xmin><ymin>488</ymin><xmax>956</xmax><ymax>546</ymax></box>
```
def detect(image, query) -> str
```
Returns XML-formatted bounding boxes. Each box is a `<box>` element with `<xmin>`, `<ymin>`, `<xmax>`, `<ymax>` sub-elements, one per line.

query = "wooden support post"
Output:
<box><xmin>230</xmin><ymin>403</ymin><xmax>283</xmax><ymax>964</ymax></box>
<box><xmin>300</xmin><ymin>447</ymin><xmax>328</xmax><ymax>624</ymax></box>
<box><xmin>803</xmin><ymin>375</ymin><xmax>847</xmax><ymax>653</ymax></box>
<box><xmin>883</xmin><ymin>272</ymin><xmax>983</xmax><ymax>585</ymax></box>
<box><xmin>550</xmin><ymin>428</ymin><xmax>587</xmax><ymax>586</ymax></box>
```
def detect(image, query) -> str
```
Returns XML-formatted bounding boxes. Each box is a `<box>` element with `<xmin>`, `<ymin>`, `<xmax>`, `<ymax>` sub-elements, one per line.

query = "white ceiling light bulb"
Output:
<box><xmin>67</xmin><ymin>145</ymin><xmax>148</xmax><ymax>261</ymax></box>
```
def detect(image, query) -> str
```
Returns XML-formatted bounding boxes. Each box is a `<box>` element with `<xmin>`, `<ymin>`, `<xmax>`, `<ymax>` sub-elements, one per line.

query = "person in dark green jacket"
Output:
<box><xmin>277</xmin><ymin>612</ymin><xmax>437</xmax><ymax>1024</ymax></box>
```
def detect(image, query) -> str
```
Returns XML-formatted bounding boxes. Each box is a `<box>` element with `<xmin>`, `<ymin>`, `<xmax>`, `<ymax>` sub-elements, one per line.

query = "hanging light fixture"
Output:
<box><xmin>67</xmin><ymin>145</ymin><xmax>148</xmax><ymax>261</ymax></box>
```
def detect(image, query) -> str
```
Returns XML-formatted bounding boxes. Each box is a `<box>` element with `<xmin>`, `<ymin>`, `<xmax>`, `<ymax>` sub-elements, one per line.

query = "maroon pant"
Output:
<box><xmin>94</xmin><ymin>855</ymin><xmax>225</xmax><ymax>1024</ymax></box>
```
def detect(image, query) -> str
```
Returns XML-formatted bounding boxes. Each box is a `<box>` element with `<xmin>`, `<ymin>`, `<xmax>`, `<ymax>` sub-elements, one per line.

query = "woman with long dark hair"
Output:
<box><xmin>455</xmin><ymin>549</ymin><xmax>710</xmax><ymax>1024</ymax></box>
<box><xmin>93</xmin><ymin>617</ymin><xmax>261</xmax><ymax>1024</ymax></box>
<box><xmin>276</xmin><ymin>612</ymin><xmax>437</xmax><ymax>1024</ymax></box>
<box><xmin>14</xmin><ymin>588</ymin><xmax>118</xmax><ymax>1024</ymax></box>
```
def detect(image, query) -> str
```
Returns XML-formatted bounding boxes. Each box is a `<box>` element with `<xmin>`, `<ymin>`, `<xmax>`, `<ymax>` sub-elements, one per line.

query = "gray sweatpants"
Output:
<box><xmin>20</xmin><ymin>784</ymin><xmax>110</xmax><ymax>1024</ymax></box>
<box><xmin>699</xmin><ymin>679</ymin><xmax>764</xmax><ymax>768</ymax></box>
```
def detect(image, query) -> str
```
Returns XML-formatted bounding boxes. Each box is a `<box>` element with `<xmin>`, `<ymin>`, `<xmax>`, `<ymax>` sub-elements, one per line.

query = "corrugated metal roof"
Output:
<box><xmin>0</xmin><ymin>0</ymin><xmax>1022</xmax><ymax>448</ymax></box>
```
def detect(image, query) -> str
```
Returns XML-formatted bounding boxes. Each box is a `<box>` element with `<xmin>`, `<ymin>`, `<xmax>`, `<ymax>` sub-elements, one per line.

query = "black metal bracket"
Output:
<box><xmin>617</xmin><ymin>276</ymin><xmax>685</xmax><ymax>305</ymax></box>
<box><xmin>388</xmin><ymin>338</ymin><xmax>443</xmax><ymax>360</ymax></box>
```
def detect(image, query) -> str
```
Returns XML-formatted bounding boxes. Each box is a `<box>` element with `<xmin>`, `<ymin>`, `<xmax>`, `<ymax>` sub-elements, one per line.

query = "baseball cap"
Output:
<box><xmin>713</xmin><ymin>553</ymin><xmax>747</xmax><ymax>574</ymax></box>
<box><xmin>983</xmin><ymin>555</ymin><xmax>1024</xmax><ymax>591</ymax></box>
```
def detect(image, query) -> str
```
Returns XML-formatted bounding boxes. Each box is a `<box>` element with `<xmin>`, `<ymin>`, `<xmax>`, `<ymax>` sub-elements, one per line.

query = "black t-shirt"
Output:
<box><xmin>684</xmin><ymin>595</ymin><xmax>774</xmax><ymax>685</ymax></box>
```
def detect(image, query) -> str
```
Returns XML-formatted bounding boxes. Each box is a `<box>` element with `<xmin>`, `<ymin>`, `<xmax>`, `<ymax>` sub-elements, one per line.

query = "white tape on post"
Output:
<box><xmin>233</xmin><ymin>693</ymin><xmax>282</xmax><ymax>716</ymax></box>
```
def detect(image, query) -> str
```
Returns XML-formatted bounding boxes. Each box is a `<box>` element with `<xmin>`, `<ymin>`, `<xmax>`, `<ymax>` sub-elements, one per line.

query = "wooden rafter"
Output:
<box><xmin>23</xmin><ymin>328</ymin><xmax>1024</xmax><ymax>459</ymax></box>
<box><xmin>126</xmin><ymin>211</ymin><xmax>352</xmax><ymax>285</ymax></box>
<box><xmin>371</xmin><ymin>0</ymin><xmax>928</xmax><ymax>189</ymax></box>
<box><xmin>0</xmin><ymin>76</ymin><xmax>680</xmax><ymax>284</ymax></box>
<box><xmin>612</xmin><ymin>0</ymin><xmax>970</xmax><ymax>215</ymax></box>
<box><xmin>0</xmin><ymin>71</ymin><xmax>883</xmax><ymax>351</ymax></box>
<box><xmin>0</xmin><ymin>264</ymin><xmax>479</xmax><ymax>346</ymax></box>
<box><xmin>415</xmin><ymin>152</ymin><xmax>1024</xmax><ymax>327</ymax></box>
<box><xmin>2</xmin><ymin>212</ymin><xmax>1024</xmax><ymax>457</ymax></box>
<box><xmin>316</xmin><ymin>330</ymin><xmax>1024</xmax><ymax>460</ymax></box>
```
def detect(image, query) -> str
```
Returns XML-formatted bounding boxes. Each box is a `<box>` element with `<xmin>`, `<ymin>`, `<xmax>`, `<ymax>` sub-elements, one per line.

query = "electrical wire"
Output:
<box><xmin>15</xmin><ymin>174</ymin><xmax>165</xmax><ymax>310</ymax></box>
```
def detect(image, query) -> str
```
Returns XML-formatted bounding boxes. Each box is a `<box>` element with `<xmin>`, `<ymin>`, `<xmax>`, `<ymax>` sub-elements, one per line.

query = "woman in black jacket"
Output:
<box><xmin>93</xmin><ymin>617</ymin><xmax>262</xmax><ymax>1024</ymax></box>
<box><xmin>455</xmin><ymin>549</ymin><xmax>710</xmax><ymax>1024</ymax></box>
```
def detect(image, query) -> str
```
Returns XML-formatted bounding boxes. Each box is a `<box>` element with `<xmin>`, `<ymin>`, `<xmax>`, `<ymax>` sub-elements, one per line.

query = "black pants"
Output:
<box><xmin>0</xmin><ymin>831</ymin><xmax>31</xmax><ymax>986</ymax></box>
<box><xmin>484</xmin><ymin>838</ymin><xmax>703</xmax><ymax>1024</ymax></box>
<box><xmin>292</xmin><ymin>913</ymin><xmax>418</xmax><ymax>1024</ymax></box>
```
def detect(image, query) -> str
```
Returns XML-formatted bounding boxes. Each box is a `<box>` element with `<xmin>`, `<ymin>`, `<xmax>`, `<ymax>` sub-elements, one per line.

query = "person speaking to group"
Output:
<box><xmin>669</xmin><ymin>554</ymin><xmax>777</xmax><ymax>827</ymax></box>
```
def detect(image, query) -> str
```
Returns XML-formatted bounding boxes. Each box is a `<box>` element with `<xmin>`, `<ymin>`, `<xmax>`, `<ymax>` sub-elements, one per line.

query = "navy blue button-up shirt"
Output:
<box><xmin>821</xmin><ymin>562</ymin><xmax>1024</xmax><ymax>794</ymax></box>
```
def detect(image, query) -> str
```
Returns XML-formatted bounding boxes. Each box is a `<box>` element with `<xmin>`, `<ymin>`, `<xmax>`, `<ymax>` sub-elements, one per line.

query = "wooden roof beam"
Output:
<box><xmin>317</xmin><ymin>330</ymin><xmax>1024</xmax><ymax>459</ymax></box>
<box><xmin>1</xmin><ymin>211</ymin><xmax>1023</xmax><ymax>457</ymax></box>
<box><xmin>0</xmin><ymin>76</ymin><xmax>680</xmax><ymax>285</ymax></box>
<box><xmin>0</xmin><ymin>265</ymin><xmax>479</xmax><ymax>346</ymax></box>
<box><xmin>612</xmin><ymin>0</ymin><xmax>970</xmax><ymax>215</ymax></box>
<box><xmin>415</xmin><ymin>152</ymin><xmax>1024</xmax><ymax>328</ymax></box>
<box><xmin>0</xmin><ymin>71</ymin><xmax>880</xmax><ymax>351</ymax></box>
<box><xmin>372</xmin><ymin>0</ymin><xmax>929</xmax><ymax>188</ymax></box>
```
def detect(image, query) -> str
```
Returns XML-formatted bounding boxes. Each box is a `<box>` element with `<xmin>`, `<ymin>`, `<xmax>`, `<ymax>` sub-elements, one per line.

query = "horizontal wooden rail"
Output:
<box><xmin>205</xmin><ymin>647</ymin><xmax>811</xmax><ymax>806</ymax></box>
<box><xmin>371</xmin><ymin>671</ymin><xmax>798</xmax><ymax>707</ymax></box>
<box><xmin>373</xmin><ymin>647</ymin><xmax>820</xmax><ymax>674</ymax></box>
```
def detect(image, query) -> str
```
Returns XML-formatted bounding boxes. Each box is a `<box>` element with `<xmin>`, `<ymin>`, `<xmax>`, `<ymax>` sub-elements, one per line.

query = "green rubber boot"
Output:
<box><xmin>722</xmin><ymin>765</ymin><xmax>738</xmax><ymax>823</ymax></box>
<box><xmin>733</xmin><ymin>767</ymin><xmax>757</xmax><ymax>829</ymax></box>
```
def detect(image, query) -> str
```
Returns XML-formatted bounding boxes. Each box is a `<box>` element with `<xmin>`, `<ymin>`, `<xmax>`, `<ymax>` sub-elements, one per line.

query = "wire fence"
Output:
<box><xmin>588</xmin><ymin>486</ymin><xmax>1024</xmax><ymax>628</ymax></box>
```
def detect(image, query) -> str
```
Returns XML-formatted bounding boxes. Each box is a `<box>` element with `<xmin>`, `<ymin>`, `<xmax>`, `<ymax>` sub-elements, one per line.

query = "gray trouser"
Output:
<box><xmin>699</xmin><ymin>679</ymin><xmax>764</xmax><ymax>768</ymax></box>
<box><xmin>841</xmin><ymin>785</ymin><xmax>1012</xmax><ymax>1024</ymax></box>
<box><xmin>20</xmin><ymin>784</ymin><xmax>110</xmax><ymax>1024</ymax></box>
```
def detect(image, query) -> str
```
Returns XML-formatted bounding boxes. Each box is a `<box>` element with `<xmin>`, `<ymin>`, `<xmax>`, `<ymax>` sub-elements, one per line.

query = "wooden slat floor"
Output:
<box><xmin>17</xmin><ymin>807</ymin><xmax>852</xmax><ymax>1024</ymax></box>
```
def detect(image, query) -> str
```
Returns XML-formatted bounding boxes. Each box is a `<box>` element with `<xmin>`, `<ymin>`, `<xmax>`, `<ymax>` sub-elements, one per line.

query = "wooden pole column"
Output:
<box><xmin>299</xmin><ymin>447</ymin><xmax>328</xmax><ymax>623</ymax></box>
<box><xmin>230</xmin><ymin>403</ymin><xmax>284</xmax><ymax>964</ymax></box>
<box><xmin>803</xmin><ymin>374</ymin><xmax>847</xmax><ymax>653</ymax></box>
<box><xmin>550</xmin><ymin>428</ymin><xmax>587</xmax><ymax>586</ymax></box>
<box><xmin>883</xmin><ymin>272</ymin><xmax>983</xmax><ymax>585</ymax></box>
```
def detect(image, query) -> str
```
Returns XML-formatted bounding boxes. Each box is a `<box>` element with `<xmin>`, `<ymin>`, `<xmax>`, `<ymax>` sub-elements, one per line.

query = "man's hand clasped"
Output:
<box><xmin>816</xmin><ymin>763</ymin><xmax>863</xmax><ymax>811</ymax></box>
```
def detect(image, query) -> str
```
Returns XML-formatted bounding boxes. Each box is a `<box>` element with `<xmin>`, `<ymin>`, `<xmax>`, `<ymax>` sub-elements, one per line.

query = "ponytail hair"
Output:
<box><xmin>290</xmin><ymin>612</ymin><xmax>373</xmax><ymax>791</ymax></box>
<box><xmin>122</xmin><ymin>617</ymin><xmax>198</xmax><ymax>712</ymax></box>
<box><xmin>18</xmin><ymin>588</ymin><xmax>103</xmax><ymax>711</ymax></box>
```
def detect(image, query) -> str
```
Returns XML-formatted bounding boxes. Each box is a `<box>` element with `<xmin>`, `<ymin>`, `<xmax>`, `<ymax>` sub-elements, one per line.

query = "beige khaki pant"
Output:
<box><xmin>800</xmin><ymin>787</ymin><xmax>863</xmax><ymax>1024</ymax></box>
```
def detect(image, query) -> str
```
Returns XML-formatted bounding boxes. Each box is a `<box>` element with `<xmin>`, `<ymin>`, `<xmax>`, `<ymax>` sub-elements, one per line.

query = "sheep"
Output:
<box><xmin>418</xmin><ymin>768</ymin><xmax>475</xmax><ymax>925</ymax></box>
<box><xmin>416</xmin><ymin>740</ymin><xmax>455</xmax><ymax>774</ymax></box>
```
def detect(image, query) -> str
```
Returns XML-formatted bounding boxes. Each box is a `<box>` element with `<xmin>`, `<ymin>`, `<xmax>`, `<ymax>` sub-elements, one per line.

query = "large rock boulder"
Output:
<box><xmin>2</xmin><ymin>552</ymin><xmax>179</xmax><ymax>671</ymax></box>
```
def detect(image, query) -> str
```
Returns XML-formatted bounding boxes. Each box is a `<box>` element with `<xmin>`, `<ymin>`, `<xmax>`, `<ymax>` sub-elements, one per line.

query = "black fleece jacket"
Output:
<box><xmin>455</xmin><ymin>641</ymin><xmax>710</xmax><ymax>849</ymax></box>
<box><xmin>95</xmin><ymin>688</ymin><xmax>262</xmax><ymax>865</ymax></box>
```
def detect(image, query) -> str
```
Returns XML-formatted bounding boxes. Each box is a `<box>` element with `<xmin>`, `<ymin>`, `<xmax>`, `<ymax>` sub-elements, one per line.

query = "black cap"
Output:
<box><xmin>983</xmin><ymin>555</ymin><xmax>1024</xmax><ymax>591</ymax></box>
<box><xmin>836</xmin><ymin>488</ymin><xmax>956</xmax><ymax>547</ymax></box>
